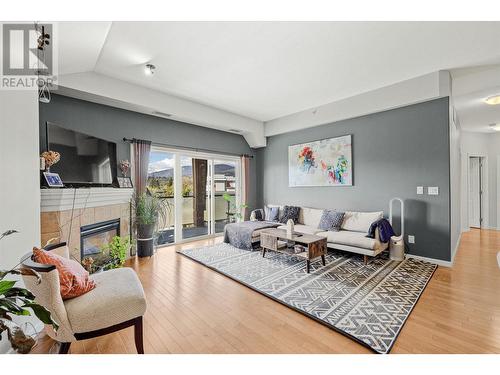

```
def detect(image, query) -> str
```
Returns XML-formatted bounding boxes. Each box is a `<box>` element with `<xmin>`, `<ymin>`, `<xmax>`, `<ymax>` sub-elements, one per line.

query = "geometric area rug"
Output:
<box><xmin>178</xmin><ymin>243</ymin><xmax>437</xmax><ymax>354</ymax></box>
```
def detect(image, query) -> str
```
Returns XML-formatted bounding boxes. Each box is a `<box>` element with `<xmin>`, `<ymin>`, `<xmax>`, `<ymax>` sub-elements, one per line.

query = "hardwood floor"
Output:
<box><xmin>34</xmin><ymin>229</ymin><xmax>500</xmax><ymax>354</ymax></box>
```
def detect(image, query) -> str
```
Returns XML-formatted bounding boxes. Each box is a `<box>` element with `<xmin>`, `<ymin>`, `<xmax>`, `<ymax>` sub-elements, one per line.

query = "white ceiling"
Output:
<box><xmin>55</xmin><ymin>22</ymin><xmax>500</xmax><ymax>142</ymax></box>
<box><xmin>451</xmin><ymin>65</ymin><xmax>500</xmax><ymax>133</ymax></box>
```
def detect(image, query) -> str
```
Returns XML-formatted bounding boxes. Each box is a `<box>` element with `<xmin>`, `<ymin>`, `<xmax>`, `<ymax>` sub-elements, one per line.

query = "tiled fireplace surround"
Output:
<box><xmin>40</xmin><ymin>188</ymin><xmax>134</xmax><ymax>262</ymax></box>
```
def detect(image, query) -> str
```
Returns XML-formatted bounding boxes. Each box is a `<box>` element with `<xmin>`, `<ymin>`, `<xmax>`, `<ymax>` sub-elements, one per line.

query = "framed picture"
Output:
<box><xmin>43</xmin><ymin>172</ymin><xmax>64</xmax><ymax>187</ymax></box>
<box><xmin>117</xmin><ymin>176</ymin><xmax>133</xmax><ymax>188</ymax></box>
<box><xmin>288</xmin><ymin>134</ymin><xmax>353</xmax><ymax>187</ymax></box>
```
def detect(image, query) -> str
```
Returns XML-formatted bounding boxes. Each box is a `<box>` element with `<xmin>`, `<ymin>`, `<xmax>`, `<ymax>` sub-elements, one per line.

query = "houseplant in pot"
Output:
<box><xmin>1</xmin><ymin>230</ymin><xmax>59</xmax><ymax>353</ymax></box>
<box><xmin>132</xmin><ymin>193</ymin><xmax>169</xmax><ymax>257</ymax></box>
<box><xmin>222</xmin><ymin>193</ymin><xmax>248</xmax><ymax>222</ymax></box>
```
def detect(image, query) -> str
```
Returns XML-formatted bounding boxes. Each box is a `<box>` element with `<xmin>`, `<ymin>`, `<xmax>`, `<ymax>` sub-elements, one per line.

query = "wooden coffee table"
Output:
<box><xmin>260</xmin><ymin>228</ymin><xmax>327</xmax><ymax>273</ymax></box>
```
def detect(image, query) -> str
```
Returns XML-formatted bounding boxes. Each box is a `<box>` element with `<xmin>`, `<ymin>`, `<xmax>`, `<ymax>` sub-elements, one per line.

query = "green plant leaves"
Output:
<box><xmin>22</xmin><ymin>303</ymin><xmax>59</xmax><ymax>330</ymax></box>
<box><xmin>0</xmin><ymin>280</ymin><xmax>16</xmax><ymax>295</ymax></box>
<box><xmin>3</xmin><ymin>287</ymin><xmax>35</xmax><ymax>299</ymax></box>
<box><xmin>0</xmin><ymin>298</ymin><xmax>30</xmax><ymax>316</ymax></box>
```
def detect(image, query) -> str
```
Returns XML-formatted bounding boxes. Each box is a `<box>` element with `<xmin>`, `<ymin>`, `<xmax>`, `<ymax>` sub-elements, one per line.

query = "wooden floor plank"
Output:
<box><xmin>33</xmin><ymin>229</ymin><xmax>500</xmax><ymax>354</ymax></box>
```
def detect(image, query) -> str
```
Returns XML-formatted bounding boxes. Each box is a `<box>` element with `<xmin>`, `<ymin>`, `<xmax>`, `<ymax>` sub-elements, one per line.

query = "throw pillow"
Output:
<box><xmin>264</xmin><ymin>206</ymin><xmax>280</xmax><ymax>222</ymax></box>
<box><xmin>280</xmin><ymin>206</ymin><xmax>300</xmax><ymax>224</ymax></box>
<box><xmin>318</xmin><ymin>210</ymin><xmax>345</xmax><ymax>231</ymax></box>
<box><xmin>33</xmin><ymin>247</ymin><xmax>96</xmax><ymax>300</ymax></box>
<box><xmin>251</xmin><ymin>208</ymin><xmax>264</xmax><ymax>221</ymax></box>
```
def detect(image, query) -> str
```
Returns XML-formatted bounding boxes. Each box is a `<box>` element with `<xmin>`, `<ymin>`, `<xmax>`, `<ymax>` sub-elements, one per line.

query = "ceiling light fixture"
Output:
<box><xmin>485</xmin><ymin>95</ymin><xmax>500</xmax><ymax>105</ymax></box>
<box><xmin>151</xmin><ymin>111</ymin><xmax>172</xmax><ymax>118</ymax></box>
<box><xmin>144</xmin><ymin>63</ymin><xmax>156</xmax><ymax>76</ymax></box>
<box><xmin>489</xmin><ymin>123</ymin><xmax>500</xmax><ymax>131</ymax></box>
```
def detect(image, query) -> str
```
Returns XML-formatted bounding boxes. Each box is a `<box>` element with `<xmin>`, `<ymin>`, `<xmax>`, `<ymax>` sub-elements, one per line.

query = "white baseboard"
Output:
<box><xmin>406</xmin><ymin>253</ymin><xmax>452</xmax><ymax>268</ymax></box>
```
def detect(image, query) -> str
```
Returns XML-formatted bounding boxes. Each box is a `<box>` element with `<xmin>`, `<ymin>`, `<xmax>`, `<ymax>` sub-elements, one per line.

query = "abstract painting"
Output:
<box><xmin>288</xmin><ymin>135</ymin><xmax>352</xmax><ymax>187</ymax></box>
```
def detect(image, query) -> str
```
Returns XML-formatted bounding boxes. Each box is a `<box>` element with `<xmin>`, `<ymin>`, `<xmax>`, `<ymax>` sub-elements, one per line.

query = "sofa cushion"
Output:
<box><xmin>341</xmin><ymin>211</ymin><xmax>384</xmax><ymax>233</ymax></box>
<box><xmin>279</xmin><ymin>205</ymin><xmax>300</xmax><ymax>224</ymax></box>
<box><xmin>264</xmin><ymin>206</ymin><xmax>280</xmax><ymax>222</ymax></box>
<box><xmin>299</xmin><ymin>207</ymin><xmax>324</xmax><ymax>227</ymax></box>
<box><xmin>317</xmin><ymin>230</ymin><xmax>378</xmax><ymax>250</ymax></box>
<box><xmin>266</xmin><ymin>204</ymin><xmax>284</xmax><ymax>220</ymax></box>
<box><xmin>278</xmin><ymin>224</ymin><xmax>325</xmax><ymax>236</ymax></box>
<box><xmin>64</xmin><ymin>267</ymin><xmax>147</xmax><ymax>333</ymax></box>
<box><xmin>318</xmin><ymin>210</ymin><xmax>345</xmax><ymax>231</ymax></box>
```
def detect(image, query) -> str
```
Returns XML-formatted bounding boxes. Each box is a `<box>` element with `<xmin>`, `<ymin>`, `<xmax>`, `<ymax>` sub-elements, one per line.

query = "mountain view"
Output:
<box><xmin>148</xmin><ymin>164</ymin><xmax>235</xmax><ymax>179</ymax></box>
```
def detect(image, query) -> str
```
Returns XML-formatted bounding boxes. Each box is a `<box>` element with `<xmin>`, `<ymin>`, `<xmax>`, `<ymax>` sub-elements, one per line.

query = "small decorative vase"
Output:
<box><xmin>286</xmin><ymin>219</ymin><xmax>294</xmax><ymax>237</ymax></box>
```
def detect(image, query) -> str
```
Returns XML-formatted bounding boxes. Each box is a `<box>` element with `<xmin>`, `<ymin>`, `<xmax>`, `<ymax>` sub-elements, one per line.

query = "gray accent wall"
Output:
<box><xmin>39</xmin><ymin>94</ymin><xmax>258</xmax><ymax>210</ymax></box>
<box><xmin>257</xmin><ymin>97</ymin><xmax>451</xmax><ymax>261</ymax></box>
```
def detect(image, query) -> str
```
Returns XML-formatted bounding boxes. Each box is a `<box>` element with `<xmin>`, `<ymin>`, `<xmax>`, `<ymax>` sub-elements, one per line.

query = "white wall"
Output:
<box><xmin>0</xmin><ymin>89</ymin><xmax>41</xmax><ymax>353</ymax></box>
<box><xmin>265</xmin><ymin>71</ymin><xmax>451</xmax><ymax>137</ymax></box>
<box><xmin>0</xmin><ymin>89</ymin><xmax>41</xmax><ymax>268</ymax></box>
<box><xmin>460</xmin><ymin>131</ymin><xmax>500</xmax><ymax>231</ymax></box>
<box><xmin>449</xmin><ymin>104</ymin><xmax>461</xmax><ymax>262</ymax></box>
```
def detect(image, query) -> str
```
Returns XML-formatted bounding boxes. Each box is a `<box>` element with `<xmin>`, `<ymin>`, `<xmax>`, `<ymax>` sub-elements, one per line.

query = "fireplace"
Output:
<box><xmin>80</xmin><ymin>219</ymin><xmax>120</xmax><ymax>260</ymax></box>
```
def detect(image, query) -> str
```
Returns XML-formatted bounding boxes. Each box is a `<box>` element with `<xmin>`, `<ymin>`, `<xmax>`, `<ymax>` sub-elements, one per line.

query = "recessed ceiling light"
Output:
<box><xmin>489</xmin><ymin>123</ymin><xmax>500</xmax><ymax>131</ymax></box>
<box><xmin>144</xmin><ymin>64</ymin><xmax>156</xmax><ymax>76</ymax></box>
<box><xmin>485</xmin><ymin>95</ymin><xmax>500</xmax><ymax>105</ymax></box>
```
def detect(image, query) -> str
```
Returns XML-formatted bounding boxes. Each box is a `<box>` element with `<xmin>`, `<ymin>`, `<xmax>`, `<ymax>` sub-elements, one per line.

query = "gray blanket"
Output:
<box><xmin>223</xmin><ymin>221</ymin><xmax>280</xmax><ymax>250</ymax></box>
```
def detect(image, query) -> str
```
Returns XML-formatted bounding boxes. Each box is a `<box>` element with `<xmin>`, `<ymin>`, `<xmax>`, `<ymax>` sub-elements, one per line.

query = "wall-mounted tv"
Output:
<box><xmin>45</xmin><ymin>122</ymin><xmax>117</xmax><ymax>187</ymax></box>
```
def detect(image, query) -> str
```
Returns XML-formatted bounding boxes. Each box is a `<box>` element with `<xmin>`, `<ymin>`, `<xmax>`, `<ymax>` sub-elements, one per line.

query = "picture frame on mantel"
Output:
<box><xmin>42</xmin><ymin>171</ymin><xmax>64</xmax><ymax>188</ymax></box>
<box><xmin>117</xmin><ymin>176</ymin><xmax>133</xmax><ymax>188</ymax></box>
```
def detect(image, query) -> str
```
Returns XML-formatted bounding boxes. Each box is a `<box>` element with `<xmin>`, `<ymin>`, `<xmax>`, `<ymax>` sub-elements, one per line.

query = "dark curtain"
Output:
<box><xmin>241</xmin><ymin>155</ymin><xmax>250</xmax><ymax>220</ymax></box>
<box><xmin>133</xmin><ymin>139</ymin><xmax>152</xmax><ymax>195</ymax></box>
<box><xmin>192</xmin><ymin>158</ymin><xmax>208</xmax><ymax>227</ymax></box>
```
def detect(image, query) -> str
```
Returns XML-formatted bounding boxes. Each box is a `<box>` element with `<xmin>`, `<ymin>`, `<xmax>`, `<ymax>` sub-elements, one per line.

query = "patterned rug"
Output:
<box><xmin>178</xmin><ymin>243</ymin><xmax>436</xmax><ymax>354</ymax></box>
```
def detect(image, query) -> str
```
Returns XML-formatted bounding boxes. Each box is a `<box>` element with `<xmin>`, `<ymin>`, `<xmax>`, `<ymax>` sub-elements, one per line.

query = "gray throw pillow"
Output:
<box><xmin>318</xmin><ymin>210</ymin><xmax>345</xmax><ymax>231</ymax></box>
<box><xmin>279</xmin><ymin>206</ymin><xmax>300</xmax><ymax>224</ymax></box>
<box><xmin>264</xmin><ymin>206</ymin><xmax>280</xmax><ymax>222</ymax></box>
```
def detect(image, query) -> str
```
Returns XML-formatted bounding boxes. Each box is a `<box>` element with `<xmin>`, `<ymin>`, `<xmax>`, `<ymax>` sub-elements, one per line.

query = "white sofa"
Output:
<box><xmin>251</xmin><ymin>205</ymin><xmax>389</xmax><ymax>263</ymax></box>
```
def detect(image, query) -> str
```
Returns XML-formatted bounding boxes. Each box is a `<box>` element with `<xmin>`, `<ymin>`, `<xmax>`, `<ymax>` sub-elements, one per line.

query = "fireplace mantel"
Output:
<box><xmin>40</xmin><ymin>187</ymin><xmax>134</xmax><ymax>261</ymax></box>
<box><xmin>41</xmin><ymin>188</ymin><xmax>134</xmax><ymax>212</ymax></box>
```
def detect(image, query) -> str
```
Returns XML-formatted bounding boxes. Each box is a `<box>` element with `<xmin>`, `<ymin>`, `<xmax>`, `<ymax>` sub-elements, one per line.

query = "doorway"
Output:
<box><xmin>468</xmin><ymin>156</ymin><xmax>485</xmax><ymax>229</ymax></box>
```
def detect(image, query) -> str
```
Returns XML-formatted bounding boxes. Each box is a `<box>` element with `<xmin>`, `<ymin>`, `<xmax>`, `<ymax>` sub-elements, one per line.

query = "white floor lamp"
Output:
<box><xmin>389</xmin><ymin>198</ymin><xmax>405</xmax><ymax>261</ymax></box>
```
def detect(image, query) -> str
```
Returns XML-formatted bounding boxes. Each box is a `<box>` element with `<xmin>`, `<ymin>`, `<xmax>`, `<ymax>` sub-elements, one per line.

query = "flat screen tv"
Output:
<box><xmin>45</xmin><ymin>122</ymin><xmax>117</xmax><ymax>187</ymax></box>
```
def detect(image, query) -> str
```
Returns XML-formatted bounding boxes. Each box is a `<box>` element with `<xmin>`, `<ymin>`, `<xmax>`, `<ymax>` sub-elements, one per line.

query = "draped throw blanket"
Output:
<box><xmin>367</xmin><ymin>218</ymin><xmax>395</xmax><ymax>243</ymax></box>
<box><xmin>224</xmin><ymin>221</ymin><xmax>280</xmax><ymax>250</ymax></box>
<box><xmin>133</xmin><ymin>139</ymin><xmax>152</xmax><ymax>195</ymax></box>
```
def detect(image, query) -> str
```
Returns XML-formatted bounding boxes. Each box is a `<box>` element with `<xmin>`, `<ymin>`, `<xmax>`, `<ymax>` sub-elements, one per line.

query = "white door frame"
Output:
<box><xmin>497</xmin><ymin>155</ymin><xmax>500</xmax><ymax>231</ymax></box>
<box><xmin>466</xmin><ymin>153</ymin><xmax>488</xmax><ymax>229</ymax></box>
<box><xmin>149</xmin><ymin>146</ymin><xmax>242</xmax><ymax>244</ymax></box>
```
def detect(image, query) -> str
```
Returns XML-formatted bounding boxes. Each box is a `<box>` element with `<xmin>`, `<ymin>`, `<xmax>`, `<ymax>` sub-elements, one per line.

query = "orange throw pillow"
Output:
<box><xmin>33</xmin><ymin>247</ymin><xmax>96</xmax><ymax>300</ymax></box>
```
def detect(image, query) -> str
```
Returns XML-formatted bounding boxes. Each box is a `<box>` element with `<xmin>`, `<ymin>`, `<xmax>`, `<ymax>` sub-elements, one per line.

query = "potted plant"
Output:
<box><xmin>0</xmin><ymin>230</ymin><xmax>59</xmax><ymax>354</ymax></box>
<box><xmin>132</xmin><ymin>193</ymin><xmax>170</xmax><ymax>257</ymax></box>
<box><xmin>101</xmin><ymin>235</ymin><xmax>133</xmax><ymax>269</ymax></box>
<box><xmin>222</xmin><ymin>193</ymin><xmax>248</xmax><ymax>222</ymax></box>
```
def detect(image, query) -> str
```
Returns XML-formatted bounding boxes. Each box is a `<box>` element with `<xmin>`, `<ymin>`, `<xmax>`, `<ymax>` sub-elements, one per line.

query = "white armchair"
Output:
<box><xmin>21</xmin><ymin>242</ymin><xmax>147</xmax><ymax>354</ymax></box>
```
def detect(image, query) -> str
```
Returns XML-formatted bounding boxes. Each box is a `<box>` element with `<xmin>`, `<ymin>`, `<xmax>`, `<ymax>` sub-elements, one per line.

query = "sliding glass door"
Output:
<box><xmin>147</xmin><ymin>148</ymin><xmax>240</xmax><ymax>246</ymax></box>
<box><xmin>213</xmin><ymin>159</ymin><xmax>237</xmax><ymax>234</ymax></box>
<box><xmin>147</xmin><ymin>151</ymin><xmax>176</xmax><ymax>245</ymax></box>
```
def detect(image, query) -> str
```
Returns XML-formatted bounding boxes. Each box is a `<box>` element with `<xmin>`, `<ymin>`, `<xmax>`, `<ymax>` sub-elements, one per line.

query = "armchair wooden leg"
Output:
<box><xmin>134</xmin><ymin>317</ymin><xmax>144</xmax><ymax>354</ymax></box>
<box><xmin>363</xmin><ymin>255</ymin><xmax>368</xmax><ymax>265</ymax></box>
<box><xmin>58</xmin><ymin>342</ymin><xmax>71</xmax><ymax>354</ymax></box>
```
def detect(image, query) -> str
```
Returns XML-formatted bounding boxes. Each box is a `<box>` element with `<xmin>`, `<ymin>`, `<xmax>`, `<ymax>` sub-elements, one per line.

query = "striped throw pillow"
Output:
<box><xmin>33</xmin><ymin>247</ymin><xmax>96</xmax><ymax>300</ymax></box>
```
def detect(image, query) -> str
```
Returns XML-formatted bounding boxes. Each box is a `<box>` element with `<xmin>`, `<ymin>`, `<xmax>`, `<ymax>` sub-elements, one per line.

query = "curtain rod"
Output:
<box><xmin>123</xmin><ymin>137</ymin><xmax>254</xmax><ymax>159</ymax></box>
